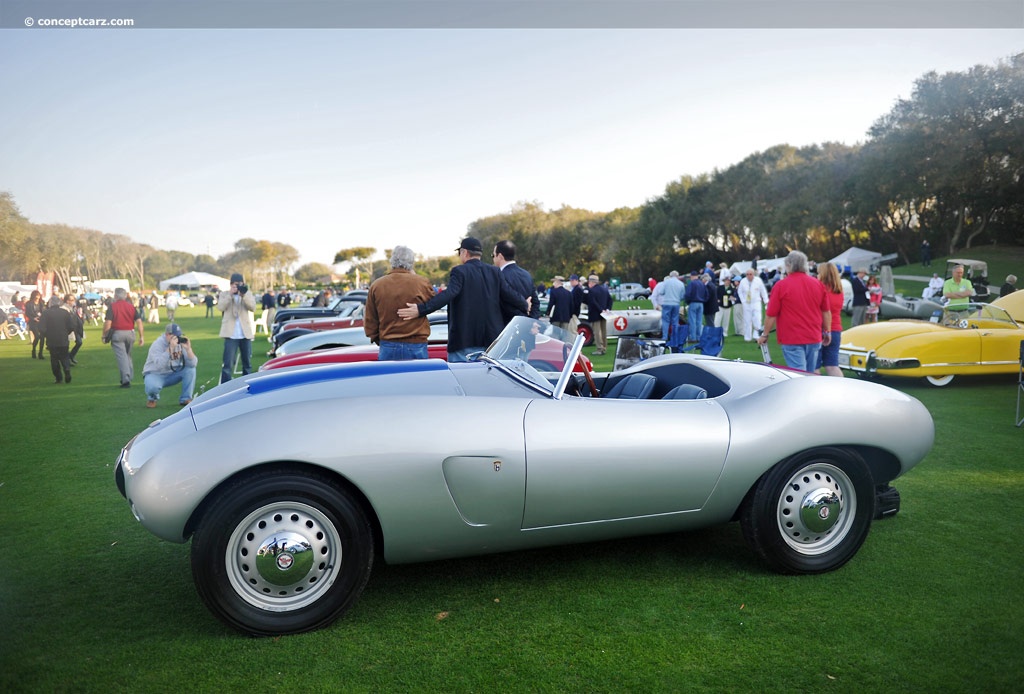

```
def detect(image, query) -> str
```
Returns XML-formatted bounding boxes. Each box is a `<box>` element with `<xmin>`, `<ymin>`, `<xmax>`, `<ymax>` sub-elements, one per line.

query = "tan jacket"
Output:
<box><xmin>364</xmin><ymin>268</ymin><xmax>434</xmax><ymax>343</ymax></box>
<box><xmin>217</xmin><ymin>290</ymin><xmax>257</xmax><ymax>339</ymax></box>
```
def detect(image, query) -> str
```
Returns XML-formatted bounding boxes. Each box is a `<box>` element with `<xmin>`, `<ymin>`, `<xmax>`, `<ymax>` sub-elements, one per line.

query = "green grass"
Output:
<box><xmin>2</xmin><ymin>276</ymin><xmax>1023</xmax><ymax>692</ymax></box>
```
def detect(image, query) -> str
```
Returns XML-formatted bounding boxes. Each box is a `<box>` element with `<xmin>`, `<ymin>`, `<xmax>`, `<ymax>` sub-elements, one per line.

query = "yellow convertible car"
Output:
<box><xmin>839</xmin><ymin>290</ymin><xmax>1024</xmax><ymax>386</ymax></box>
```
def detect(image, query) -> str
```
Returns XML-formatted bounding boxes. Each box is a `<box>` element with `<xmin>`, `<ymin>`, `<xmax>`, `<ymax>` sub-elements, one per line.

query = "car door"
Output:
<box><xmin>521</xmin><ymin>398</ymin><xmax>730</xmax><ymax>529</ymax></box>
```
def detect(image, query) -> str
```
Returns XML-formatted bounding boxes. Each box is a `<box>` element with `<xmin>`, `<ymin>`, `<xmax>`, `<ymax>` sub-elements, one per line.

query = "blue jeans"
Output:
<box><xmin>145</xmin><ymin>366</ymin><xmax>197</xmax><ymax>404</ymax></box>
<box><xmin>687</xmin><ymin>303</ymin><xmax>704</xmax><ymax>341</ymax></box>
<box><xmin>448</xmin><ymin>346</ymin><xmax>485</xmax><ymax>363</ymax></box>
<box><xmin>221</xmin><ymin>338</ymin><xmax>253</xmax><ymax>383</ymax></box>
<box><xmin>661</xmin><ymin>304</ymin><xmax>680</xmax><ymax>340</ymax></box>
<box><xmin>781</xmin><ymin>343</ymin><xmax>822</xmax><ymax>372</ymax></box>
<box><xmin>379</xmin><ymin>341</ymin><xmax>429</xmax><ymax>361</ymax></box>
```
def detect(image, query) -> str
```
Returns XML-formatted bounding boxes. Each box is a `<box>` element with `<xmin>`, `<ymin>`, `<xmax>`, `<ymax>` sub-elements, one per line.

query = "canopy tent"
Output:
<box><xmin>829</xmin><ymin>247</ymin><xmax>882</xmax><ymax>271</ymax></box>
<box><xmin>159</xmin><ymin>271</ymin><xmax>231</xmax><ymax>292</ymax></box>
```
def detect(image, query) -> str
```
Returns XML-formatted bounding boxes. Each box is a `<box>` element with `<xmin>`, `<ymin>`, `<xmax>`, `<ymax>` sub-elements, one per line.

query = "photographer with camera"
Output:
<box><xmin>142</xmin><ymin>323</ymin><xmax>197</xmax><ymax>408</ymax></box>
<box><xmin>217</xmin><ymin>271</ymin><xmax>257</xmax><ymax>383</ymax></box>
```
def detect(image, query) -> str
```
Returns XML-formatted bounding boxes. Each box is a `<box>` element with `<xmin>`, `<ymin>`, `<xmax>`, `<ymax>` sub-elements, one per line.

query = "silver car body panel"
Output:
<box><xmin>119</xmin><ymin>341</ymin><xmax>933</xmax><ymax>566</ymax></box>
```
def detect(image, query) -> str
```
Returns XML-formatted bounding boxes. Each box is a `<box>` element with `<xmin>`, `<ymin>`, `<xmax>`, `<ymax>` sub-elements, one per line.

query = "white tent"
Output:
<box><xmin>829</xmin><ymin>247</ymin><xmax>882</xmax><ymax>271</ymax></box>
<box><xmin>159</xmin><ymin>271</ymin><xmax>231</xmax><ymax>291</ymax></box>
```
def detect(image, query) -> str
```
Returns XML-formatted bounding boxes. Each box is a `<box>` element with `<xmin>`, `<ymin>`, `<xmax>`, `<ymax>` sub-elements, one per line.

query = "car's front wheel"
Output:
<box><xmin>740</xmin><ymin>448</ymin><xmax>874</xmax><ymax>574</ymax></box>
<box><xmin>191</xmin><ymin>468</ymin><xmax>374</xmax><ymax>636</ymax></box>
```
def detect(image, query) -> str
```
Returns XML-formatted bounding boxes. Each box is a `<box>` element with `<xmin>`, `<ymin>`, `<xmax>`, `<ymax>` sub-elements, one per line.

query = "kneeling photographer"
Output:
<box><xmin>142</xmin><ymin>323</ymin><xmax>198</xmax><ymax>408</ymax></box>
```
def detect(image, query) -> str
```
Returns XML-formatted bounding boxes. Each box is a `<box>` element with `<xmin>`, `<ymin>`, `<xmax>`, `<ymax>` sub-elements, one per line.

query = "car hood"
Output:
<box><xmin>186</xmin><ymin>359</ymin><xmax>459</xmax><ymax>430</ymax></box>
<box><xmin>840</xmin><ymin>320</ymin><xmax>942</xmax><ymax>350</ymax></box>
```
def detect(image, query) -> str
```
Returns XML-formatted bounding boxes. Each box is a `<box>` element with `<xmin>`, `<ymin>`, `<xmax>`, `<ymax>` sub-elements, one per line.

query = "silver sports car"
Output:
<box><xmin>115</xmin><ymin>317</ymin><xmax>934</xmax><ymax>636</ymax></box>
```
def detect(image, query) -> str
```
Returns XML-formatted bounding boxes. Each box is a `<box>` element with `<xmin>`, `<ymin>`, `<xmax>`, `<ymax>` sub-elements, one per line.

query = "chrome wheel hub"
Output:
<box><xmin>226</xmin><ymin>501</ymin><xmax>341</xmax><ymax>611</ymax></box>
<box><xmin>777</xmin><ymin>463</ymin><xmax>856</xmax><ymax>555</ymax></box>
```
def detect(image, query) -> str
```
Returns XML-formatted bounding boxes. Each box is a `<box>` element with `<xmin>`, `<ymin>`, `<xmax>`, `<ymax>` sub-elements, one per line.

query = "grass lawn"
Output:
<box><xmin>2</xmin><ymin>251</ymin><xmax>1023</xmax><ymax>692</ymax></box>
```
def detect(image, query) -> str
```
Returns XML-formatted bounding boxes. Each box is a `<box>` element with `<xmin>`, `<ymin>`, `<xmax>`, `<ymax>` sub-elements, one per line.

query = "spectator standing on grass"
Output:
<box><xmin>716</xmin><ymin>276</ymin><xmax>736</xmax><ymax>337</ymax></box>
<box><xmin>547</xmin><ymin>275</ymin><xmax>574</xmax><ymax>332</ymax></box>
<box><xmin>62</xmin><ymin>293</ymin><xmax>84</xmax><ymax>365</ymax></box>
<box><xmin>658</xmin><ymin>271</ymin><xmax>684</xmax><ymax>341</ymax></box>
<box><xmin>261</xmin><ymin>289</ymin><xmax>277</xmax><ymax>331</ymax></box>
<box><xmin>26</xmin><ymin>289</ymin><xmax>46</xmax><ymax>359</ymax></box>
<box><xmin>737</xmin><ymin>268</ymin><xmax>769</xmax><ymax>341</ymax></box>
<box><xmin>397</xmin><ymin>237</ymin><xmax>527</xmax><ymax>362</ymax></box>
<box><xmin>701</xmin><ymin>274</ymin><xmax>718</xmax><ymax>328</ymax></box>
<box><xmin>103</xmin><ymin>287</ymin><xmax>144</xmax><ymax>387</ymax></box>
<box><xmin>165</xmin><ymin>292</ymin><xmax>179</xmax><ymax>322</ymax></box>
<box><xmin>42</xmin><ymin>296</ymin><xmax>75</xmax><ymax>384</ymax></box>
<box><xmin>866</xmin><ymin>276</ymin><xmax>882</xmax><ymax>323</ymax></box>
<box><xmin>493</xmin><ymin>239</ymin><xmax>540</xmax><ymax>320</ymax></box>
<box><xmin>364</xmin><ymin>245</ymin><xmax>435</xmax><ymax>361</ymax></box>
<box><xmin>850</xmin><ymin>268</ymin><xmax>869</xmax><ymax>326</ymax></box>
<box><xmin>147</xmin><ymin>292</ymin><xmax>160</xmax><ymax>323</ymax></box>
<box><xmin>204</xmin><ymin>291</ymin><xmax>215</xmax><ymax>318</ymax></box>
<box><xmin>684</xmin><ymin>270</ymin><xmax>708</xmax><ymax>342</ymax></box>
<box><xmin>758</xmin><ymin>250</ymin><xmax>831</xmax><ymax>372</ymax></box>
<box><xmin>218</xmin><ymin>272</ymin><xmax>257</xmax><ymax>383</ymax></box>
<box><xmin>585</xmin><ymin>273</ymin><xmax>613</xmax><ymax>356</ymax></box>
<box><xmin>816</xmin><ymin>263</ymin><xmax>845</xmax><ymax>378</ymax></box>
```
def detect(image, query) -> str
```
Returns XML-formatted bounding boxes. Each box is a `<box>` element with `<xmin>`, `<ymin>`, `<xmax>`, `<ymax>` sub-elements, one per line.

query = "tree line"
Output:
<box><xmin>1</xmin><ymin>53</ymin><xmax>1020</xmax><ymax>292</ymax></box>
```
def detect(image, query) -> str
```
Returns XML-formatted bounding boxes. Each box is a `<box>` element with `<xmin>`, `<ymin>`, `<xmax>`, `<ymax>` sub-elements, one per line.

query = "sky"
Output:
<box><xmin>1</xmin><ymin>21</ymin><xmax>1022</xmax><ymax>269</ymax></box>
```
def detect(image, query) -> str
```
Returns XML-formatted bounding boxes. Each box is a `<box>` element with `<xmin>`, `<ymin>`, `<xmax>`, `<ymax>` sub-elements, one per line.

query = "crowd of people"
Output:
<box><xmin>6</xmin><ymin>249</ymin><xmax>1020</xmax><ymax>394</ymax></box>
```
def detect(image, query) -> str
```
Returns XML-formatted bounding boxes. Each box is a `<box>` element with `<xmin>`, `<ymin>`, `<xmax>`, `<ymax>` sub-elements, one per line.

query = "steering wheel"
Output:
<box><xmin>578</xmin><ymin>352</ymin><xmax>600</xmax><ymax>397</ymax></box>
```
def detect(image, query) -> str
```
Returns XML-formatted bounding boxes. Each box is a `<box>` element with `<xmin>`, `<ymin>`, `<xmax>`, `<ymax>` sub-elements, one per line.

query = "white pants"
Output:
<box><xmin>741</xmin><ymin>303</ymin><xmax>764</xmax><ymax>340</ymax></box>
<box><xmin>715</xmin><ymin>306</ymin><xmax>733</xmax><ymax>337</ymax></box>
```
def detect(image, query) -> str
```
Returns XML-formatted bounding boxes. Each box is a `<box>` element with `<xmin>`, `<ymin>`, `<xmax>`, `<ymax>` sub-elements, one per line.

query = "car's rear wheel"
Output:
<box><xmin>191</xmin><ymin>468</ymin><xmax>374</xmax><ymax>636</ymax></box>
<box><xmin>740</xmin><ymin>447</ymin><xmax>874</xmax><ymax>574</ymax></box>
<box><xmin>925</xmin><ymin>374</ymin><xmax>955</xmax><ymax>387</ymax></box>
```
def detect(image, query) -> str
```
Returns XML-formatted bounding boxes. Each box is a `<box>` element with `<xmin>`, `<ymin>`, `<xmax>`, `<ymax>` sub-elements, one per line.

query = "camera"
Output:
<box><xmin>178</xmin><ymin>336</ymin><xmax>188</xmax><ymax>344</ymax></box>
<box><xmin>238</xmin><ymin>284</ymin><xmax>248</xmax><ymax>295</ymax></box>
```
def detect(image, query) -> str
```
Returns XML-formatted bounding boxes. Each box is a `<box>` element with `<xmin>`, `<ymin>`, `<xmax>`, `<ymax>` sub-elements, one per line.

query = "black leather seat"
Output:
<box><xmin>603</xmin><ymin>373</ymin><xmax>657</xmax><ymax>400</ymax></box>
<box><xmin>662</xmin><ymin>384</ymin><xmax>708</xmax><ymax>400</ymax></box>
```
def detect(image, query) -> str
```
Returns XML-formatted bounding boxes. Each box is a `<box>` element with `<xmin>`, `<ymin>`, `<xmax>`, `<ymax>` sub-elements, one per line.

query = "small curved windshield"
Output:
<box><xmin>940</xmin><ymin>302</ymin><xmax>1016</xmax><ymax>328</ymax></box>
<box><xmin>483</xmin><ymin>317</ymin><xmax>580</xmax><ymax>394</ymax></box>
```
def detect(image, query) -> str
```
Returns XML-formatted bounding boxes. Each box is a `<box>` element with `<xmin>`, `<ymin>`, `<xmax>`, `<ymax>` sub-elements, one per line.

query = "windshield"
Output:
<box><xmin>482</xmin><ymin>317</ymin><xmax>582</xmax><ymax>395</ymax></box>
<box><xmin>940</xmin><ymin>302</ymin><xmax>1017</xmax><ymax>328</ymax></box>
<box><xmin>329</xmin><ymin>299</ymin><xmax>364</xmax><ymax>317</ymax></box>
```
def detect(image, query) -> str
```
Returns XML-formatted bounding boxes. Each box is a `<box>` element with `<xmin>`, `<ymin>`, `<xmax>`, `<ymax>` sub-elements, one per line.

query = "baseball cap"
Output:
<box><xmin>456</xmin><ymin>237</ymin><xmax>483</xmax><ymax>253</ymax></box>
<box><xmin>552</xmin><ymin>275</ymin><xmax>565</xmax><ymax>282</ymax></box>
<box><xmin>165</xmin><ymin>323</ymin><xmax>183</xmax><ymax>338</ymax></box>
<box><xmin>588</xmin><ymin>274</ymin><xmax>599</xmax><ymax>282</ymax></box>
<box><xmin>230</xmin><ymin>272</ymin><xmax>244</xmax><ymax>284</ymax></box>
<box><xmin>569</xmin><ymin>274</ymin><xmax>579</xmax><ymax>280</ymax></box>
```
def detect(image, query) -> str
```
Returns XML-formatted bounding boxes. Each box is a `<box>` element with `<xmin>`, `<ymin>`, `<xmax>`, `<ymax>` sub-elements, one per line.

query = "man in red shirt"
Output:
<box><xmin>102</xmin><ymin>287</ymin><xmax>145</xmax><ymax>387</ymax></box>
<box><xmin>758</xmin><ymin>251</ymin><xmax>831</xmax><ymax>372</ymax></box>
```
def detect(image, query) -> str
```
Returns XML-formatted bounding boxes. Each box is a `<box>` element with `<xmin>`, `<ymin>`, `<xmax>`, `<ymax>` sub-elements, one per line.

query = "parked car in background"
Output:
<box><xmin>577</xmin><ymin>305</ymin><xmax>662</xmax><ymax>346</ymax></box>
<box><xmin>271</xmin><ymin>296</ymin><xmax>366</xmax><ymax>339</ymax></box>
<box><xmin>839</xmin><ymin>290</ymin><xmax>1024</xmax><ymax>386</ymax></box>
<box><xmin>116</xmin><ymin>317</ymin><xmax>933</xmax><ymax>636</ymax></box>
<box><xmin>612</xmin><ymin>282</ymin><xmax>652</xmax><ymax>301</ymax></box>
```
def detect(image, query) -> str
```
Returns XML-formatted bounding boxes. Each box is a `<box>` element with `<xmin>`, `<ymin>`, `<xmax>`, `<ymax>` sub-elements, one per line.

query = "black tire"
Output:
<box><xmin>577</xmin><ymin>323</ymin><xmax>594</xmax><ymax>347</ymax></box>
<box><xmin>739</xmin><ymin>447</ymin><xmax>874</xmax><ymax>574</ymax></box>
<box><xmin>190</xmin><ymin>468</ymin><xmax>374</xmax><ymax>636</ymax></box>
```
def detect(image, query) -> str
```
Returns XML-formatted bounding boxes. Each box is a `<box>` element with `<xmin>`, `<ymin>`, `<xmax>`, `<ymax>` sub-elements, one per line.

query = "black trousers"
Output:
<box><xmin>49</xmin><ymin>346</ymin><xmax>71</xmax><ymax>382</ymax></box>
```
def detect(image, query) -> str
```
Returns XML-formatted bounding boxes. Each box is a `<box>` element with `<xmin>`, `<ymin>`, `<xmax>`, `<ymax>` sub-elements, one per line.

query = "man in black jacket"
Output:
<box><xmin>849</xmin><ymin>268</ymin><xmax>869</xmax><ymax>327</ymax></box>
<box><xmin>585</xmin><ymin>274</ymin><xmax>614</xmax><ymax>355</ymax></box>
<box><xmin>398</xmin><ymin>237</ymin><xmax>528</xmax><ymax>362</ymax></box>
<box><xmin>42</xmin><ymin>296</ymin><xmax>76</xmax><ymax>383</ymax></box>
<box><xmin>492</xmin><ymin>239</ymin><xmax>540</xmax><ymax>320</ymax></box>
